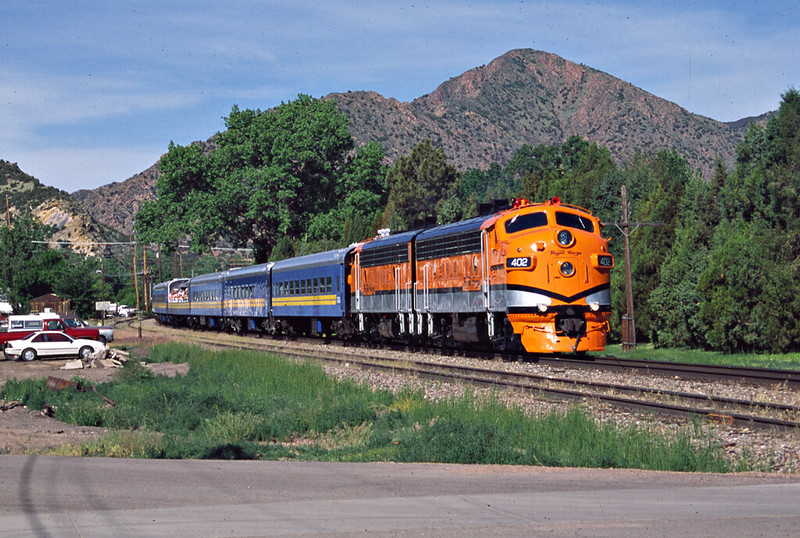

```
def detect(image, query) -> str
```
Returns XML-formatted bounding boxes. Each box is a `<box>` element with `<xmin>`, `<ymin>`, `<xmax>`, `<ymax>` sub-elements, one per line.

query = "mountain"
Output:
<box><xmin>330</xmin><ymin>49</ymin><xmax>751</xmax><ymax>175</ymax></box>
<box><xmin>0</xmin><ymin>160</ymin><xmax>121</xmax><ymax>255</ymax></box>
<box><xmin>71</xmin><ymin>162</ymin><xmax>159</xmax><ymax>237</ymax></box>
<box><xmin>72</xmin><ymin>139</ymin><xmax>216</xmax><ymax>235</ymax></box>
<box><xmin>72</xmin><ymin>49</ymin><xmax>770</xmax><ymax>235</ymax></box>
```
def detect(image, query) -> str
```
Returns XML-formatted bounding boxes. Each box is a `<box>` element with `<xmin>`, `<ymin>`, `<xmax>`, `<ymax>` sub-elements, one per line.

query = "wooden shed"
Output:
<box><xmin>29</xmin><ymin>294</ymin><xmax>72</xmax><ymax>316</ymax></box>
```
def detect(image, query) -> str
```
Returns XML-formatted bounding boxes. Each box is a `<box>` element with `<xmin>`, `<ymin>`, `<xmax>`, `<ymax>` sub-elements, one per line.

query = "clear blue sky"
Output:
<box><xmin>2</xmin><ymin>0</ymin><xmax>798</xmax><ymax>193</ymax></box>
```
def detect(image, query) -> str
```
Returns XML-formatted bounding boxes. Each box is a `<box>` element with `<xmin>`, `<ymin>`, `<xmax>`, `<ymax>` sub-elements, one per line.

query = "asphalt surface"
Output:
<box><xmin>1</xmin><ymin>456</ymin><xmax>799</xmax><ymax>537</ymax></box>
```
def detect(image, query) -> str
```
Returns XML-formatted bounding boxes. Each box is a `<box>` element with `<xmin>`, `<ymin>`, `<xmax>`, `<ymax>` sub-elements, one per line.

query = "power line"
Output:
<box><xmin>30</xmin><ymin>240</ymin><xmax>253</xmax><ymax>252</ymax></box>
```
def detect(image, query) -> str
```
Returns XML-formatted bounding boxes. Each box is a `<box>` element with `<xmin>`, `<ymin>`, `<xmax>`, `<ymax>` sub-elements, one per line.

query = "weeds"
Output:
<box><xmin>1</xmin><ymin>343</ymin><xmax>742</xmax><ymax>471</ymax></box>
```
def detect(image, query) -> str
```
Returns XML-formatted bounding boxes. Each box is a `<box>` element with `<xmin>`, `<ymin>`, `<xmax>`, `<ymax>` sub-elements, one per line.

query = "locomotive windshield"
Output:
<box><xmin>504</xmin><ymin>212</ymin><xmax>547</xmax><ymax>234</ymax></box>
<box><xmin>555</xmin><ymin>211</ymin><xmax>595</xmax><ymax>233</ymax></box>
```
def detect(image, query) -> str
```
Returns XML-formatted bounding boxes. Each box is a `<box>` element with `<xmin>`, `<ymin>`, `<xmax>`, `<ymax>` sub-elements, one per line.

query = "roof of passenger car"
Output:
<box><xmin>271</xmin><ymin>246</ymin><xmax>355</xmax><ymax>273</ymax></box>
<box><xmin>225</xmin><ymin>262</ymin><xmax>273</xmax><ymax>280</ymax></box>
<box><xmin>189</xmin><ymin>272</ymin><xmax>225</xmax><ymax>286</ymax></box>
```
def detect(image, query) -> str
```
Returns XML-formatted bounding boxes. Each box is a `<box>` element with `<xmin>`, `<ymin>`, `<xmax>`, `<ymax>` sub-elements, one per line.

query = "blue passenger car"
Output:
<box><xmin>271</xmin><ymin>246</ymin><xmax>354</xmax><ymax>336</ymax></box>
<box><xmin>152</xmin><ymin>278</ymin><xmax>190</xmax><ymax>324</ymax></box>
<box><xmin>188</xmin><ymin>272</ymin><xmax>225</xmax><ymax>328</ymax></box>
<box><xmin>151</xmin><ymin>281</ymin><xmax>168</xmax><ymax>320</ymax></box>
<box><xmin>223</xmin><ymin>263</ymin><xmax>272</xmax><ymax>332</ymax></box>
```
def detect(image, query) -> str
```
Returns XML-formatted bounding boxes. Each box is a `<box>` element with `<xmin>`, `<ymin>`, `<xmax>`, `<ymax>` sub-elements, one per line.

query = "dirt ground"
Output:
<box><xmin>0</xmin><ymin>324</ymin><xmax>188</xmax><ymax>455</ymax></box>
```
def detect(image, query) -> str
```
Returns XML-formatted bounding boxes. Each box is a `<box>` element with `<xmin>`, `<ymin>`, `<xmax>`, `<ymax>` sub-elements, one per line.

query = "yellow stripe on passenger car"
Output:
<box><xmin>273</xmin><ymin>294</ymin><xmax>337</xmax><ymax>307</ymax></box>
<box><xmin>223</xmin><ymin>299</ymin><xmax>267</xmax><ymax>308</ymax></box>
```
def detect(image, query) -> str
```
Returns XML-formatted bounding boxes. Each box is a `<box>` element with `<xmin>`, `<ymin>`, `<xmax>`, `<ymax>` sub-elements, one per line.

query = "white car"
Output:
<box><xmin>3</xmin><ymin>331</ymin><xmax>107</xmax><ymax>362</ymax></box>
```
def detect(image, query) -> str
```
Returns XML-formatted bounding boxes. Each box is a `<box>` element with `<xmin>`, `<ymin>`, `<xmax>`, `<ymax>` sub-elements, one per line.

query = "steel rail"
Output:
<box><xmin>535</xmin><ymin>355</ymin><xmax>800</xmax><ymax>387</ymax></box>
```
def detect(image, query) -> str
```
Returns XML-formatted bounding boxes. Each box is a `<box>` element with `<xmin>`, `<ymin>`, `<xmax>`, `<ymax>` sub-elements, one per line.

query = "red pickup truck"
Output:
<box><xmin>0</xmin><ymin>314</ymin><xmax>101</xmax><ymax>348</ymax></box>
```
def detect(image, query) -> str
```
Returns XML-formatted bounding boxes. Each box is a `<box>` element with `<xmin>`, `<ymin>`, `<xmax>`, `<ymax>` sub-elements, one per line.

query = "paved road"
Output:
<box><xmin>1</xmin><ymin>455</ymin><xmax>799</xmax><ymax>536</ymax></box>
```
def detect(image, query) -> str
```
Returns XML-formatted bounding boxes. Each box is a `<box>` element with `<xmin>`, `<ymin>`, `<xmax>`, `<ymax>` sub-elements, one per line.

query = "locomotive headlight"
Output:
<box><xmin>589</xmin><ymin>302</ymin><xmax>600</xmax><ymax>312</ymax></box>
<box><xmin>559</xmin><ymin>261</ymin><xmax>575</xmax><ymax>277</ymax></box>
<box><xmin>537</xmin><ymin>304</ymin><xmax>548</xmax><ymax>312</ymax></box>
<box><xmin>556</xmin><ymin>229</ymin><xmax>574</xmax><ymax>247</ymax></box>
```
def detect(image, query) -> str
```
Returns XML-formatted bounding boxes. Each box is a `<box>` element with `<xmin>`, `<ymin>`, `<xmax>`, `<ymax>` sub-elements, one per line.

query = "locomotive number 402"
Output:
<box><xmin>506</xmin><ymin>257</ymin><xmax>532</xmax><ymax>269</ymax></box>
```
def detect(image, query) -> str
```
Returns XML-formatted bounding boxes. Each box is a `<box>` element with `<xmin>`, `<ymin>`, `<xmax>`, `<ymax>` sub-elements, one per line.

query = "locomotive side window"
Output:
<box><xmin>555</xmin><ymin>211</ymin><xmax>595</xmax><ymax>233</ymax></box>
<box><xmin>504</xmin><ymin>212</ymin><xmax>547</xmax><ymax>234</ymax></box>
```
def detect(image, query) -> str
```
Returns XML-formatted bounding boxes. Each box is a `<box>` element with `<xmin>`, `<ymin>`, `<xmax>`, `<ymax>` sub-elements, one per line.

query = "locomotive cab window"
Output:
<box><xmin>504</xmin><ymin>212</ymin><xmax>547</xmax><ymax>234</ymax></box>
<box><xmin>555</xmin><ymin>211</ymin><xmax>595</xmax><ymax>233</ymax></box>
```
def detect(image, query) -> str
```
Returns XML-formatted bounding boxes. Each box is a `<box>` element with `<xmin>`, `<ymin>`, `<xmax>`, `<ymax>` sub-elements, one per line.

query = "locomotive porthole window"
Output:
<box><xmin>559</xmin><ymin>261</ymin><xmax>575</xmax><ymax>277</ymax></box>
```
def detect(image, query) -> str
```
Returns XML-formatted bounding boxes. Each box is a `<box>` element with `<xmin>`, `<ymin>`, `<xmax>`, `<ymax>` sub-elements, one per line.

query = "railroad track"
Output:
<box><xmin>531</xmin><ymin>355</ymin><xmax>800</xmax><ymax>388</ymax></box>
<box><xmin>138</xmin><ymin>322</ymin><xmax>800</xmax><ymax>432</ymax></box>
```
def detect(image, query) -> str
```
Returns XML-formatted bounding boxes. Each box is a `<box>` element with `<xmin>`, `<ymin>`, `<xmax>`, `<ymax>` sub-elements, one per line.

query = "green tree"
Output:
<box><xmin>513</xmin><ymin>136</ymin><xmax>615</xmax><ymax>209</ymax></box>
<box><xmin>307</xmin><ymin>140</ymin><xmax>388</xmax><ymax>247</ymax></box>
<box><xmin>648</xmin><ymin>166</ymin><xmax>724</xmax><ymax>348</ymax></box>
<box><xmin>383</xmin><ymin>139</ymin><xmax>459</xmax><ymax>230</ymax></box>
<box><xmin>137</xmin><ymin>95</ymin><xmax>359</xmax><ymax>263</ymax></box>
<box><xmin>696</xmin><ymin>89</ymin><xmax>800</xmax><ymax>352</ymax></box>
<box><xmin>52</xmin><ymin>254</ymin><xmax>100</xmax><ymax>318</ymax></box>
<box><xmin>0</xmin><ymin>213</ymin><xmax>56</xmax><ymax>312</ymax></box>
<box><xmin>136</xmin><ymin>142</ymin><xmax>211</xmax><ymax>252</ymax></box>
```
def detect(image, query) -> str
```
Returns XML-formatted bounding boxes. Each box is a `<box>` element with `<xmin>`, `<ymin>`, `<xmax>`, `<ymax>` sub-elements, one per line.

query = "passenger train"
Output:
<box><xmin>152</xmin><ymin>198</ymin><xmax>613</xmax><ymax>353</ymax></box>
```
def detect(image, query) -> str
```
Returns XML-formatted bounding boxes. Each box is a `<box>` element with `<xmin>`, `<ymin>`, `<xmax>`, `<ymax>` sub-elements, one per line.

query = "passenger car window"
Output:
<box><xmin>504</xmin><ymin>212</ymin><xmax>547</xmax><ymax>234</ymax></box>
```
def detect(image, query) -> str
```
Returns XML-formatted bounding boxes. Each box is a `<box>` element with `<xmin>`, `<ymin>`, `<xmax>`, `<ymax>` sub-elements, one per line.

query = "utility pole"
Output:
<box><xmin>100</xmin><ymin>258</ymin><xmax>105</xmax><ymax>322</ymax></box>
<box><xmin>133</xmin><ymin>241</ymin><xmax>141</xmax><ymax>338</ymax></box>
<box><xmin>142</xmin><ymin>245</ymin><xmax>148</xmax><ymax>313</ymax></box>
<box><xmin>614</xmin><ymin>185</ymin><xmax>663</xmax><ymax>352</ymax></box>
<box><xmin>620</xmin><ymin>186</ymin><xmax>635</xmax><ymax>351</ymax></box>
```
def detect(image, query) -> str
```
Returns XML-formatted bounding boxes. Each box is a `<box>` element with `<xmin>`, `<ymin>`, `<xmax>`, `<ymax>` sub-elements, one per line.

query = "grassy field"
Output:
<box><xmin>1</xmin><ymin>342</ymin><xmax>749</xmax><ymax>471</ymax></box>
<box><xmin>602</xmin><ymin>344</ymin><xmax>800</xmax><ymax>370</ymax></box>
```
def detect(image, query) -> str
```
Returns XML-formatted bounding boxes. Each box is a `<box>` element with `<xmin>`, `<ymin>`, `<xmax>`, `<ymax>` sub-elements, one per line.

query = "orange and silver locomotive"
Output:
<box><xmin>154</xmin><ymin>198</ymin><xmax>613</xmax><ymax>354</ymax></box>
<box><xmin>351</xmin><ymin>198</ymin><xmax>613</xmax><ymax>353</ymax></box>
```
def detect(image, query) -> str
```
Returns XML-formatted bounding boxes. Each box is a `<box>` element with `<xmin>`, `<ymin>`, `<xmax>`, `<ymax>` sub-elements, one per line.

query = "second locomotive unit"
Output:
<box><xmin>152</xmin><ymin>198</ymin><xmax>613</xmax><ymax>353</ymax></box>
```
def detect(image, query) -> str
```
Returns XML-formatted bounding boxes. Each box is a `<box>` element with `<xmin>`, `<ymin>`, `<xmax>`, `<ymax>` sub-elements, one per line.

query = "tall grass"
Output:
<box><xmin>0</xmin><ymin>342</ymin><xmax>740</xmax><ymax>471</ymax></box>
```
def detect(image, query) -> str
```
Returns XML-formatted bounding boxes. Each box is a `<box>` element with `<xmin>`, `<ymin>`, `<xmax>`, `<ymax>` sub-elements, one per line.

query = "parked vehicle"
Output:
<box><xmin>61</xmin><ymin>316</ymin><xmax>114</xmax><ymax>343</ymax></box>
<box><xmin>3</xmin><ymin>331</ymin><xmax>107</xmax><ymax>361</ymax></box>
<box><xmin>0</xmin><ymin>314</ymin><xmax>102</xmax><ymax>347</ymax></box>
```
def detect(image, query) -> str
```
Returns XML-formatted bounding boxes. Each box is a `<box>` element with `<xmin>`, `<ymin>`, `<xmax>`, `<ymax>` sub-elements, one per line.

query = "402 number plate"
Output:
<box><xmin>506</xmin><ymin>257</ymin><xmax>532</xmax><ymax>269</ymax></box>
